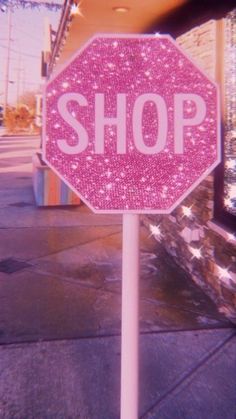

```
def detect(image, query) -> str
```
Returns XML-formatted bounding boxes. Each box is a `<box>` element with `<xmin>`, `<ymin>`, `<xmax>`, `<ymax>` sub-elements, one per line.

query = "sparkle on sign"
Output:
<box><xmin>71</xmin><ymin>163</ymin><xmax>78</xmax><ymax>170</ymax></box>
<box><xmin>106</xmin><ymin>169</ymin><xmax>112</xmax><ymax>178</ymax></box>
<box><xmin>107</xmin><ymin>63</ymin><xmax>115</xmax><ymax>69</ymax></box>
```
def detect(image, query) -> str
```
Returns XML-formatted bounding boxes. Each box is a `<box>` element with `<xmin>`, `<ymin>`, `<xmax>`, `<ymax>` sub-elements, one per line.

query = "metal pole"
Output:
<box><xmin>121</xmin><ymin>213</ymin><xmax>139</xmax><ymax>419</ymax></box>
<box><xmin>16</xmin><ymin>54</ymin><xmax>22</xmax><ymax>106</ymax></box>
<box><xmin>3</xmin><ymin>7</ymin><xmax>12</xmax><ymax>120</ymax></box>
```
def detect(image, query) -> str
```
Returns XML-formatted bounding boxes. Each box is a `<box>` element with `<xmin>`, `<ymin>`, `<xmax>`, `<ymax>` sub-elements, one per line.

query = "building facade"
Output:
<box><xmin>41</xmin><ymin>1</ymin><xmax>236</xmax><ymax>320</ymax></box>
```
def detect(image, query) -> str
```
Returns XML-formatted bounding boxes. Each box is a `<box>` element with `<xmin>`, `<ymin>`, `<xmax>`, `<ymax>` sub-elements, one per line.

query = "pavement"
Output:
<box><xmin>0</xmin><ymin>135</ymin><xmax>235</xmax><ymax>419</ymax></box>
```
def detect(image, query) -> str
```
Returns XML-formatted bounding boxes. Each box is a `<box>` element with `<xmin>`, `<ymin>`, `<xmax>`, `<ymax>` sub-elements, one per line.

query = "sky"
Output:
<box><xmin>0</xmin><ymin>1</ymin><xmax>63</xmax><ymax>106</ymax></box>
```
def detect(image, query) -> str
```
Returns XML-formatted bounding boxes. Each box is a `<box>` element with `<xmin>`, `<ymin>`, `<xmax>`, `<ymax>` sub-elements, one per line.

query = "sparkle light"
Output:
<box><xmin>189</xmin><ymin>246</ymin><xmax>202</xmax><ymax>259</ymax></box>
<box><xmin>70</xmin><ymin>2</ymin><xmax>84</xmax><ymax>17</ymax></box>
<box><xmin>216</xmin><ymin>265</ymin><xmax>232</xmax><ymax>280</ymax></box>
<box><xmin>182</xmin><ymin>205</ymin><xmax>193</xmax><ymax>217</ymax></box>
<box><xmin>226</xmin><ymin>232</ymin><xmax>235</xmax><ymax>242</ymax></box>
<box><xmin>149</xmin><ymin>224</ymin><xmax>162</xmax><ymax>240</ymax></box>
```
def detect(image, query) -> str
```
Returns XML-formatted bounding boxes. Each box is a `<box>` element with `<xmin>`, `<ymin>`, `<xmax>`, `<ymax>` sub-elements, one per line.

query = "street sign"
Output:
<box><xmin>43</xmin><ymin>34</ymin><xmax>220</xmax><ymax>419</ymax></box>
<box><xmin>43</xmin><ymin>34</ymin><xmax>220</xmax><ymax>214</ymax></box>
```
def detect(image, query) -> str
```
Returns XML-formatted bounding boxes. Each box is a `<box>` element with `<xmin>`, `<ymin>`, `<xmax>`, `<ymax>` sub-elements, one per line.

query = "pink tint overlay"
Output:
<box><xmin>43</xmin><ymin>34</ymin><xmax>220</xmax><ymax>214</ymax></box>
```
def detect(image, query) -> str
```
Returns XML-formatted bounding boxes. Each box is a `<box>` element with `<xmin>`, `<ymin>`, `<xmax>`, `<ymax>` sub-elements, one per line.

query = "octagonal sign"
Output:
<box><xmin>43</xmin><ymin>34</ymin><xmax>220</xmax><ymax>213</ymax></box>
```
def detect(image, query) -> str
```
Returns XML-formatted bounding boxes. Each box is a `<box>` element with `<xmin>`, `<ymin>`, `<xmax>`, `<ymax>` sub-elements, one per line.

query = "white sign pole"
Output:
<box><xmin>121</xmin><ymin>213</ymin><xmax>139</xmax><ymax>419</ymax></box>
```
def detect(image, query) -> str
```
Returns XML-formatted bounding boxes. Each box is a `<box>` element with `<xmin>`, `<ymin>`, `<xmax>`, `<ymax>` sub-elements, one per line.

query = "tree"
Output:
<box><xmin>4</xmin><ymin>104</ymin><xmax>36</xmax><ymax>133</ymax></box>
<box><xmin>18</xmin><ymin>90</ymin><xmax>39</xmax><ymax>112</ymax></box>
<box><xmin>4</xmin><ymin>90</ymin><xmax>41</xmax><ymax>134</ymax></box>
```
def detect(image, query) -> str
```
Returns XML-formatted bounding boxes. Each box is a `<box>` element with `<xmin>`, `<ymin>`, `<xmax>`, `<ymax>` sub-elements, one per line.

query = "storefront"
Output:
<box><xmin>37</xmin><ymin>0</ymin><xmax>236</xmax><ymax>320</ymax></box>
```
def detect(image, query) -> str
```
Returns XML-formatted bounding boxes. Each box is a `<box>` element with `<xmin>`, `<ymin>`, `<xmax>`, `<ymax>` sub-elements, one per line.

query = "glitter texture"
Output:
<box><xmin>43</xmin><ymin>34</ymin><xmax>220</xmax><ymax>213</ymax></box>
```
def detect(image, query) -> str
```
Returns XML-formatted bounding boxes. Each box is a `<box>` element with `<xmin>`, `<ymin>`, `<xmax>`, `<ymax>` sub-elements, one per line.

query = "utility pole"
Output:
<box><xmin>42</xmin><ymin>16</ymin><xmax>52</xmax><ymax>78</ymax></box>
<box><xmin>16</xmin><ymin>54</ymin><xmax>23</xmax><ymax>105</ymax></box>
<box><xmin>3</xmin><ymin>7</ymin><xmax>12</xmax><ymax>121</ymax></box>
<box><xmin>21</xmin><ymin>68</ymin><xmax>26</xmax><ymax>95</ymax></box>
<box><xmin>16</xmin><ymin>59</ymin><xmax>21</xmax><ymax>106</ymax></box>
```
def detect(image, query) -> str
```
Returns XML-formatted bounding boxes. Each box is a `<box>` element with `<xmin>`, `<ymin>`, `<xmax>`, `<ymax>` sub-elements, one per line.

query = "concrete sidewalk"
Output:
<box><xmin>0</xmin><ymin>136</ymin><xmax>235</xmax><ymax>418</ymax></box>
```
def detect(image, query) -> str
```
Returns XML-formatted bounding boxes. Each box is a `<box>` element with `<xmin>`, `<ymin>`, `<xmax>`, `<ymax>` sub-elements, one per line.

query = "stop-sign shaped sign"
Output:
<box><xmin>43</xmin><ymin>34</ymin><xmax>220</xmax><ymax>213</ymax></box>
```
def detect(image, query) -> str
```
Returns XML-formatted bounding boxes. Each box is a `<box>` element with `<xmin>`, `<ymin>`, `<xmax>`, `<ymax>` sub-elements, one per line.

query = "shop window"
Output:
<box><xmin>214</xmin><ymin>9</ymin><xmax>236</xmax><ymax>229</ymax></box>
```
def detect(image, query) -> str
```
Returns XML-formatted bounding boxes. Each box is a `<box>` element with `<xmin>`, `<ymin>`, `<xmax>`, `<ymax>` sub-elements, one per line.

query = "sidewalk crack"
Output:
<box><xmin>141</xmin><ymin>331</ymin><xmax>236</xmax><ymax>418</ymax></box>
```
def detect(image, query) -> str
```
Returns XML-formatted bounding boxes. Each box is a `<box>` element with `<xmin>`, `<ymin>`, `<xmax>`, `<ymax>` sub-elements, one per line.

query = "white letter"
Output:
<box><xmin>57</xmin><ymin>93</ymin><xmax>88</xmax><ymax>154</ymax></box>
<box><xmin>133</xmin><ymin>93</ymin><xmax>167</xmax><ymax>154</ymax></box>
<box><xmin>95</xmin><ymin>93</ymin><xmax>126</xmax><ymax>154</ymax></box>
<box><xmin>174</xmin><ymin>93</ymin><xmax>206</xmax><ymax>154</ymax></box>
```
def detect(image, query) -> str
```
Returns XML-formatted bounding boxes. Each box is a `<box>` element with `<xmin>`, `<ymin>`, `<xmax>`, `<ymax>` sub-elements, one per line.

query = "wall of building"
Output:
<box><xmin>144</xmin><ymin>18</ymin><xmax>236</xmax><ymax>322</ymax></box>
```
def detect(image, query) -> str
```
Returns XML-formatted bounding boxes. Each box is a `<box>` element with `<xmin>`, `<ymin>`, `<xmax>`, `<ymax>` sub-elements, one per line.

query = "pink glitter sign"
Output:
<box><xmin>43</xmin><ymin>34</ymin><xmax>220</xmax><ymax>213</ymax></box>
